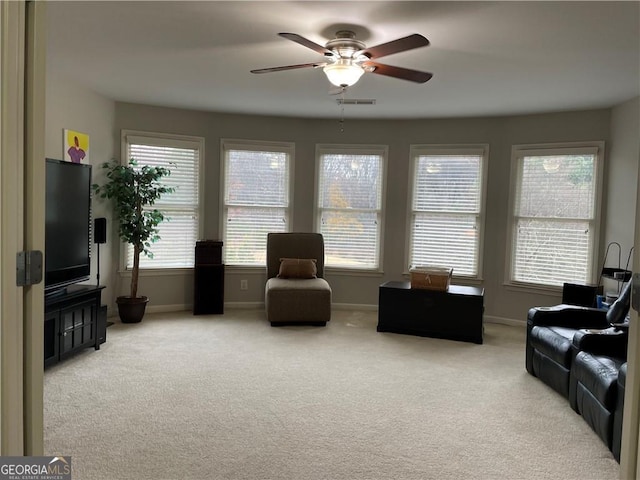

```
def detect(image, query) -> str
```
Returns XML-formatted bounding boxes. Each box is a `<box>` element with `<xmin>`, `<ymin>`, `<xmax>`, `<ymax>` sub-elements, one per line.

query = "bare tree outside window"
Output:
<box><xmin>222</xmin><ymin>144</ymin><xmax>292</xmax><ymax>265</ymax></box>
<box><xmin>317</xmin><ymin>148</ymin><xmax>385</xmax><ymax>269</ymax></box>
<box><xmin>409</xmin><ymin>146</ymin><xmax>488</xmax><ymax>278</ymax></box>
<box><xmin>511</xmin><ymin>149</ymin><xmax>601</xmax><ymax>287</ymax></box>
<box><xmin>124</xmin><ymin>134</ymin><xmax>203</xmax><ymax>269</ymax></box>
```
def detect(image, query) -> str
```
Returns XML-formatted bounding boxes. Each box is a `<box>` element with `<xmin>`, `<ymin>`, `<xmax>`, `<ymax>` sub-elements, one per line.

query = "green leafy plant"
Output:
<box><xmin>92</xmin><ymin>159</ymin><xmax>174</xmax><ymax>299</ymax></box>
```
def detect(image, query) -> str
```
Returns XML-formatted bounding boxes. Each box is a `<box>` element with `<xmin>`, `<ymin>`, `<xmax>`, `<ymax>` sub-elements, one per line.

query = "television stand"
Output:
<box><xmin>44</xmin><ymin>284</ymin><xmax>105</xmax><ymax>367</ymax></box>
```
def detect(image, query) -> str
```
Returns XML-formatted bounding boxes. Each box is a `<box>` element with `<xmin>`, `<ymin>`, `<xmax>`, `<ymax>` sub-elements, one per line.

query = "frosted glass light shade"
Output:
<box><xmin>323</xmin><ymin>62</ymin><xmax>365</xmax><ymax>87</ymax></box>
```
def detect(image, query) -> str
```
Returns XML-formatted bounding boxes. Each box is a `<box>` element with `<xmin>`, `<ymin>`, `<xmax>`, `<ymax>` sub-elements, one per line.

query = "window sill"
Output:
<box><xmin>224</xmin><ymin>265</ymin><xmax>266</xmax><ymax>274</ymax></box>
<box><xmin>325</xmin><ymin>267</ymin><xmax>383</xmax><ymax>277</ymax></box>
<box><xmin>401</xmin><ymin>271</ymin><xmax>483</xmax><ymax>285</ymax></box>
<box><xmin>222</xmin><ymin>265</ymin><xmax>383</xmax><ymax>277</ymax></box>
<box><xmin>503</xmin><ymin>281</ymin><xmax>563</xmax><ymax>296</ymax></box>
<box><xmin>119</xmin><ymin>267</ymin><xmax>193</xmax><ymax>277</ymax></box>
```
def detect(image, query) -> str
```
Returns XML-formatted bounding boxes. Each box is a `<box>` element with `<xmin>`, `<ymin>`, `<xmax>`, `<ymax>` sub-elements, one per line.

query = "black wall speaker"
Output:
<box><xmin>94</xmin><ymin>217</ymin><xmax>107</xmax><ymax>244</ymax></box>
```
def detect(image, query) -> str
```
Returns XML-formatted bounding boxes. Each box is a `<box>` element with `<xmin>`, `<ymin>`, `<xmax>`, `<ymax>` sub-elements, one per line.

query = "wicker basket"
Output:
<box><xmin>409</xmin><ymin>266</ymin><xmax>453</xmax><ymax>291</ymax></box>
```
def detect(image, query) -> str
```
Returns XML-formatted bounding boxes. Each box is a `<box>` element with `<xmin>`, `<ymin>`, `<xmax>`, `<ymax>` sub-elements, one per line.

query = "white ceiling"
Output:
<box><xmin>46</xmin><ymin>1</ymin><xmax>640</xmax><ymax>119</ymax></box>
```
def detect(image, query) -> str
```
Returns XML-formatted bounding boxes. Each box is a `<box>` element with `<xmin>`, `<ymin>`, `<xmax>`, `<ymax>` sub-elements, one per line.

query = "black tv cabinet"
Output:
<box><xmin>44</xmin><ymin>285</ymin><xmax>105</xmax><ymax>367</ymax></box>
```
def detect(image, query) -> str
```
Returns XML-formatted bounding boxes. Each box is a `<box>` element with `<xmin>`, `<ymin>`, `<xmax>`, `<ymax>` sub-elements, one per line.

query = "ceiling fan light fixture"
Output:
<box><xmin>323</xmin><ymin>61</ymin><xmax>364</xmax><ymax>87</ymax></box>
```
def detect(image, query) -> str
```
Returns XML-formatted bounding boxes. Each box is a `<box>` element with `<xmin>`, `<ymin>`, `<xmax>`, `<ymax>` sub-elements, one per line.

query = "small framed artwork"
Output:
<box><xmin>63</xmin><ymin>129</ymin><xmax>90</xmax><ymax>164</ymax></box>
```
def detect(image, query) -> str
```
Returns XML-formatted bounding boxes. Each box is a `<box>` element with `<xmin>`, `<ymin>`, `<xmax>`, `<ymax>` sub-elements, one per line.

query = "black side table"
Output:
<box><xmin>377</xmin><ymin>281</ymin><xmax>484</xmax><ymax>344</ymax></box>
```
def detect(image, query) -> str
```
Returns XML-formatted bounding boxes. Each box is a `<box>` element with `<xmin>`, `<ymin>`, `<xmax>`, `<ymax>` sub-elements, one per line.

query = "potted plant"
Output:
<box><xmin>93</xmin><ymin>158</ymin><xmax>174</xmax><ymax>323</ymax></box>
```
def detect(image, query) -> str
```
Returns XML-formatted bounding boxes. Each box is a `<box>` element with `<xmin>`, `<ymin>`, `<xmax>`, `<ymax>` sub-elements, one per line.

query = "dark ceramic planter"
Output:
<box><xmin>116</xmin><ymin>296</ymin><xmax>149</xmax><ymax>323</ymax></box>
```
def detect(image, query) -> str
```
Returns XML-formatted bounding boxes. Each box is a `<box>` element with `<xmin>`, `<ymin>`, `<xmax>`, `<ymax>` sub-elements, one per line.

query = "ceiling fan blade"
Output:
<box><xmin>364</xmin><ymin>61</ymin><xmax>433</xmax><ymax>83</ymax></box>
<box><xmin>278</xmin><ymin>32</ymin><xmax>332</xmax><ymax>56</ymax></box>
<box><xmin>250</xmin><ymin>62</ymin><xmax>326</xmax><ymax>74</ymax></box>
<box><xmin>357</xmin><ymin>34</ymin><xmax>430</xmax><ymax>59</ymax></box>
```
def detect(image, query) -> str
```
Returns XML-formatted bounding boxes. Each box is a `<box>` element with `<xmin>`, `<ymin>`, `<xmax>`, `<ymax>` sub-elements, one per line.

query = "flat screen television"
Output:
<box><xmin>45</xmin><ymin>158</ymin><xmax>92</xmax><ymax>294</ymax></box>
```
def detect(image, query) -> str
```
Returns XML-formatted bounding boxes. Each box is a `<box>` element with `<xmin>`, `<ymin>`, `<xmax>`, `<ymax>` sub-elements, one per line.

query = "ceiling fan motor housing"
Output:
<box><xmin>325</xmin><ymin>31</ymin><xmax>367</xmax><ymax>59</ymax></box>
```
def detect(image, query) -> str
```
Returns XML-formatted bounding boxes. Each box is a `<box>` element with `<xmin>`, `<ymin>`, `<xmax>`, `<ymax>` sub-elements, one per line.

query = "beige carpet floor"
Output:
<box><xmin>44</xmin><ymin>309</ymin><xmax>620</xmax><ymax>480</ymax></box>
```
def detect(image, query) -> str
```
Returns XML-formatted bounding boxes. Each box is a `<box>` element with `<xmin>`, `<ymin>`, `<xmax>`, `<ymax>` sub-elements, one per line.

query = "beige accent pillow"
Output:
<box><xmin>277</xmin><ymin>258</ymin><xmax>318</xmax><ymax>279</ymax></box>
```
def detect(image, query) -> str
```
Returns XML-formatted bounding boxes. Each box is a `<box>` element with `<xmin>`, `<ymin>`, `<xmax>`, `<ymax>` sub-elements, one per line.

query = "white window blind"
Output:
<box><xmin>509</xmin><ymin>144</ymin><xmax>602</xmax><ymax>287</ymax></box>
<box><xmin>222</xmin><ymin>141</ymin><xmax>292</xmax><ymax>266</ymax></box>
<box><xmin>123</xmin><ymin>132</ymin><xmax>203</xmax><ymax>269</ymax></box>
<box><xmin>316</xmin><ymin>146</ymin><xmax>386</xmax><ymax>270</ymax></box>
<box><xmin>408</xmin><ymin>146</ymin><xmax>487</xmax><ymax>277</ymax></box>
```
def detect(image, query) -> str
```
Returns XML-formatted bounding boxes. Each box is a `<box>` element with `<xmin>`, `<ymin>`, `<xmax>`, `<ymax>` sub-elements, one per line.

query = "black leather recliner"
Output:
<box><xmin>526</xmin><ymin>280</ymin><xmax>632</xmax><ymax>461</ymax></box>
<box><xmin>526</xmin><ymin>280</ymin><xmax>632</xmax><ymax>399</ymax></box>
<box><xmin>569</xmin><ymin>327</ymin><xmax>628</xmax><ymax>455</ymax></box>
<box><xmin>613</xmin><ymin>362</ymin><xmax>627</xmax><ymax>462</ymax></box>
<box><xmin>567</xmin><ymin>280</ymin><xmax>632</xmax><ymax>460</ymax></box>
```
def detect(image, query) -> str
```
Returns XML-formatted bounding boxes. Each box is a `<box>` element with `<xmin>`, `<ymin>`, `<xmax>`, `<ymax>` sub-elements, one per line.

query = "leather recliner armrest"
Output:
<box><xmin>572</xmin><ymin>328</ymin><xmax>629</xmax><ymax>359</ymax></box>
<box><xmin>527</xmin><ymin>304</ymin><xmax>609</xmax><ymax>329</ymax></box>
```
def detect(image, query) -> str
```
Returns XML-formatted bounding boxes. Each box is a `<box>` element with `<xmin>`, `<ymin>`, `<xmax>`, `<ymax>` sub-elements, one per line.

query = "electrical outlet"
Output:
<box><xmin>240</xmin><ymin>279</ymin><xmax>248</xmax><ymax>290</ymax></box>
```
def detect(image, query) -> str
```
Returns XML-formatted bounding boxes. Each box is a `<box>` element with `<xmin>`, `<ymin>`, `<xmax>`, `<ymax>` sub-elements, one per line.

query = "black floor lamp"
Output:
<box><xmin>94</xmin><ymin>217</ymin><xmax>107</xmax><ymax>286</ymax></box>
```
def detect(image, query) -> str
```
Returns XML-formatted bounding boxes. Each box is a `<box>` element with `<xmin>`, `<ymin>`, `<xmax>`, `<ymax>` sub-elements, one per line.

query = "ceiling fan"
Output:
<box><xmin>251</xmin><ymin>30</ymin><xmax>433</xmax><ymax>88</ymax></box>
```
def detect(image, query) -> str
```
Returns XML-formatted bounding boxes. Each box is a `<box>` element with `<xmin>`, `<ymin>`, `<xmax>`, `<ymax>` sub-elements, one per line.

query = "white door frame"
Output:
<box><xmin>0</xmin><ymin>0</ymin><xmax>45</xmax><ymax>455</ymax></box>
<box><xmin>620</xmin><ymin>145</ymin><xmax>640</xmax><ymax>478</ymax></box>
<box><xmin>23</xmin><ymin>0</ymin><xmax>46</xmax><ymax>455</ymax></box>
<box><xmin>1</xmin><ymin>0</ymin><xmax>27</xmax><ymax>454</ymax></box>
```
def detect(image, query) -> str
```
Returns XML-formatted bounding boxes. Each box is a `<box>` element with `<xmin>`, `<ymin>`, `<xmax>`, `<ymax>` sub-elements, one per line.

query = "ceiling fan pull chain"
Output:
<box><xmin>339</xmin><ymin>89</ymin><xmax>345</xmax><ymax>133</ymax></box>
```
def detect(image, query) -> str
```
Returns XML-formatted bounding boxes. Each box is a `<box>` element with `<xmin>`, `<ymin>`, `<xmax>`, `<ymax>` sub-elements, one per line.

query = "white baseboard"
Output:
<box><xmin>145</xmin><ymin>304</ymin><xmax>191</xmax><ymax>314</ymax></box>
<box><xmin>137</xmin><ymin>302</ymin><xmax>525</xmax><ymax>328</ymax></box>
<box><xmin>224</xmin><ymin>302</ymin><xmax>263</xmax><ymax>309</ymax></box>
<box><xmin>108</xmin><ymin>304</ymin><xmax>191</xmax><ymax>318</ymax></box>
<box><xmin>484</xmin><ymin>315</ymin><xmax>525</xmax><ymax>328</ymax></box>
<box><xmin>223</xmin><ymin>302</ymin><xmax>379</xmax><ymax>311</ymax></box>
<box><xmin>330</xmin><ymin>304</ymin><xmax>525</xmax><ymax>327</ymax></box>
<box><xmin>149</xmin><ymin>302</ymin><xmax>266</xmax><ymax>312</ymax></box>
<box><xmin>333</xmin><ymin>303</ymin><xmax>378</xmax><ymax>311</ymax></box>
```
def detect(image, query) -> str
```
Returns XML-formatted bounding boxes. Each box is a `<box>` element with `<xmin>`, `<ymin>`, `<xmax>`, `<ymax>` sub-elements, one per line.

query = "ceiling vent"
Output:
<box><xmin>336</xmin><ymin>99</ymin><xmax>376</xmax><ymax>105</ymax></box>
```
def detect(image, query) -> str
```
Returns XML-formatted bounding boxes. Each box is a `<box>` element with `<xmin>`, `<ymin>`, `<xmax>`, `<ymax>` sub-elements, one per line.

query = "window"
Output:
<box><xmin>316</xmin><ymin>145</ymin><xmax>386</xmax><ymax>270</ymax></box>
<box><xmin>408</xmin><ymin>145</ymin><xmax>488</xmax><ymax>278</ymax></box>
<box><xmin>122</xmin><ymin>130</ymin><xmax>203</xmax><ymax>269</ymax></box>
<box><xmin>221</xmin><ymin>140</ymin><xmax>293</xmax><ymax>266</ymax></box>
<box><xmin>507</xmin><ymin>142</ymin><xmax>604</xmax><ymax>288</ymax></box>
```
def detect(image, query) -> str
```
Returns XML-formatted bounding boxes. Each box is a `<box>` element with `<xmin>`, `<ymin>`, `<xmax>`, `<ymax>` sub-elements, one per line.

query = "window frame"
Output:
<box><xmin>405</xmin><ymin>144</ymin><xmax>489</xmax><ymax>281</ymax></box>
<box><xmin>505</xmin><ymin>141</ymin><xmax>605</xmax><ymax>291</ymax></box>
<box><xmin>119</xmin><ymin>129</ymin><xmax>205</xmax><ymax>274</ymax></box>
<box><xmin>314</xmin><ymin>143</ymin><xmax>388</xmax><ymax>273</ymax></box>
<box><xmin>220</xmin><ymin>138</ymin><xmax>295</xmax><ymax>269</ymax></box>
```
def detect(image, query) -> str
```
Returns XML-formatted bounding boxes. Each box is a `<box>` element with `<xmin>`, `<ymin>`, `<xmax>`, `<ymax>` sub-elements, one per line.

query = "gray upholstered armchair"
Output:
<box><xmin>265</xmin><ymin>232</ymin><xmax>332</xmax><ymax>326</ymax></box>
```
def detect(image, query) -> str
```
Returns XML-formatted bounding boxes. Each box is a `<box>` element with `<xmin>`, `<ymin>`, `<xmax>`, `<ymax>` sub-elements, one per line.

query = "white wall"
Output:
<box><xmin>112</xmin><ymin>102</ymin><xmax>625</xmax><ymax>322</ymax></box>
<box><xmin>44</xmin><ymin>71</ymin><xmax>117</xmax><ymax>312</ymax></box>
<box><xmin>603</xmin><ymin>97</ymin><xmax>640</xmax><ymax>296</ymax></box>
<box><xmin>42</xmin><ymin>75</ymin><xmax>638</xmax><ymax>323</ymax></box>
